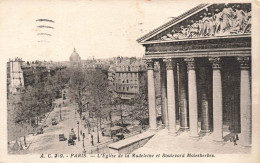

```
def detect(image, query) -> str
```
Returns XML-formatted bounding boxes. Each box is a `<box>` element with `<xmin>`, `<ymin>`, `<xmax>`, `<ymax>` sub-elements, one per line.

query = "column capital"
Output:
<box><xmin>145</xmin><ymin>59</ymin><xmax>154</xmax><ymax>70</ymax></box>
<box><xmin>159</xmin><ymin>60</ymin><xmax>166</xmax><ymax>68</ymax></box>
<box><xmin>184</xmin><ymin>58</ymin><xmax>196</xmax><ymax>70</ymax></box>
<box><xmin>209</xmin><ymin>57</ymin><xmax>221</xmax><ymax>69</ymax></box>
<box><xmin>237</xmin><ymin>56</ymin><xmax>250</xmax><ymax>69</ymax></box>
<box><xmin>163</xmin><ymin>58</ymin><xmax>175</xmax><ymax>70</ymax></box>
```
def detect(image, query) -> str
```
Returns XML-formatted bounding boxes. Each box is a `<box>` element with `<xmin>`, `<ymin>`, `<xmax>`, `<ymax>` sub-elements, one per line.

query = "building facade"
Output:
<box><xmin>108</xmin><ymin>65</ymin><xmax>116</xmax><ymax>91</ymax></box>
<box><xmin>114</xmin><ymin>59</ymin><xmax>146</xmax><ymax>99</ymax></box>
<box><xmin>7</xmin><ymin>58</ymin><xmax>25</xmax><ymax>95</ymax></box>
<box><xmin>137</xmin><ymin>3</ymin><xmax>251</xmax><ymax>146</ymax></box>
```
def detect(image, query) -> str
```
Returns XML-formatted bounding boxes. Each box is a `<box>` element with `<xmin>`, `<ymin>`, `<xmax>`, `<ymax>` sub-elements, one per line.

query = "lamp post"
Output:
<box><xmin>87</xmin><ymin>102</ymin><xmax>89</xmax><ymax>117</ymax></box>
<box><xmin>77</xmin><ymin>121</ymin><xmax>80</xmax><ymax>141</ymax></box>
<box><xmin>83</xmin><ymin>133</ymin><xmax>85</xmax><ymax>147</ymax></box>
<box><xmin>60</xmin><ymin>104</ymin><xmax>62</xmax><ymax>121</ymax></box>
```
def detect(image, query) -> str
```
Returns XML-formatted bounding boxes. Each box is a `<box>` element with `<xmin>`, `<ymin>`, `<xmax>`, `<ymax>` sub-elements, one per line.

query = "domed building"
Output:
<box><xmin>69</xmin><ymin>48</ymin><xmax>81</xmax><ymax>62</ymax></box>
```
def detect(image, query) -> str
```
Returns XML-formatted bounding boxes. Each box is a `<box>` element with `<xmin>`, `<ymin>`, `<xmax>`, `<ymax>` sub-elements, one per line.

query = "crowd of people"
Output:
<box><xmin>161</xmin><ymin>4</ymin><xmax>251</xmax><ymax>40</ymax></box>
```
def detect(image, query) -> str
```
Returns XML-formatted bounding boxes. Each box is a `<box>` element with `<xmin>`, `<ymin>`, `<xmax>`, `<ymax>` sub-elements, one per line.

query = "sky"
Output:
<box><xmin>0</xmin><ymin>0</ymin><xmax>199</xmax><ymax>61</ymax></box>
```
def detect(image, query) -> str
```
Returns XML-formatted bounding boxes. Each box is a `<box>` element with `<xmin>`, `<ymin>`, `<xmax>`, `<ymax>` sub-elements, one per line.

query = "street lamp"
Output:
<box><xmin>83</xmin><ymin>133</ymin><xmax>85</xmax><ymax>147</ymax></box>
<box><xmin>77</xmin><ymin>121</ymin><xmax>80</xmax><ymax>141</ymax></box>
<box><xmin>60</xmin><ymin>104</ymin><xmax>62</xmax><ymax>121</ymax></box>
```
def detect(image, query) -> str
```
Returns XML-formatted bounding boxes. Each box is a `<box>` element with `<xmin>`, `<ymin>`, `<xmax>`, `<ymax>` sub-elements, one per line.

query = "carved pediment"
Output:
<box><xmin>138</xmin><ymin>3</ymin><xmax>251</xmax><ymax>43</ymax></box>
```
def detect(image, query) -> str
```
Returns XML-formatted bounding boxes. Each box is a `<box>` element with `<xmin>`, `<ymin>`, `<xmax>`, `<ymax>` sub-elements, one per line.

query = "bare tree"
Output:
<box><xmin>69</xmin><ymin>67</ymin><xmax>92</xmax><ymax>118</ymax></box>
<box><xmin>131</xmin><ymin>85</ymin><xmax>149</xmax><ymax>129</ymax></box>
<box><xmin>88</xmin><ymin>69</ymin><xmax>111</xmax><ymax>143</ymax></box>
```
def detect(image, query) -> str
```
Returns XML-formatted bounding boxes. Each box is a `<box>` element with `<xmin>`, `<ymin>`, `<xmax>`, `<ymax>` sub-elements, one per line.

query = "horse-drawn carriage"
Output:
<box><xmin>68</xmin><ymin>128</ymin><xmax>77</xmax><ymax>146</ymax></box>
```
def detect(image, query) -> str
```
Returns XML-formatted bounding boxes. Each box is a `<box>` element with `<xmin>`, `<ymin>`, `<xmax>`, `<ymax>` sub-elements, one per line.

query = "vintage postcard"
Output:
<box><xmin>0</xmin><ymin>0</ymin><xmax>260</xmax><ymax>163</ymax></box>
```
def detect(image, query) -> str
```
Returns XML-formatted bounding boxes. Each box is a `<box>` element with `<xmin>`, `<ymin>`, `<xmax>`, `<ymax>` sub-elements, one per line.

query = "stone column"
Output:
<box><xmin>174</xmin><ymin>63</ymin><xmax>179</xmax><ymax>121</ymax></box>
<box><xmin>185</xmin><ymin>58</ymin><xmax>199</xmax><ymax>137</ymax></box>
<box><xmin>164</xmin><ymin>58</ymin><xmax>176</xmax><ymax>135</ymax></box>
<box><xmin>200</xmin><ymin>67</ymin><xmax>210</xmax><ymax>132</ymax></box>
<box><xmin>179</xmin><ymin>61</ymin><xmax>189</xmax><ymax>129</ymax></box>
<box><xmin>146</xmin><ymin>59</ymin><xmax>157</xmax><ymax>130</ymax></box>
<box><xmin>237</xmin><ymin>56</ymin><xmax>251</xmax><ymax>146</ymax></box>
<box><xmin>209</xmin><ymin>57</ymin><xmax>223</xmax><ymax>141</ymax></box>
<box><xmin>160</xmin><ymin>61</ymin><xmax>168</xmax><ymax>127</ymax></box>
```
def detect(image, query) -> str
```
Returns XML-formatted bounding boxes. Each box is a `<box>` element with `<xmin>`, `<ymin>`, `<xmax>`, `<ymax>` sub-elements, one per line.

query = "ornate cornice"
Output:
<box><xmin>237</xmin><ymin>56</ymin><xmax>250</xmax><ymax>69</ymax></box>
<box><xmin>145</xmin><ymin>36</ymin><xmax>251</xmax><ymax>54</ymax></box>
<box><xmin>184</xmin><ymin>58</ymin><xmax>196</xmax><ymax>70</ymax></box>
<box><xmin>209</xmin><ymin>57</ymin><xmax>221</xmax><ymax>69</ymax></box>
<box><xmin>145</xmin><ymin>59</ymin><xmax>154</xmax><ymax>70</ymax></box>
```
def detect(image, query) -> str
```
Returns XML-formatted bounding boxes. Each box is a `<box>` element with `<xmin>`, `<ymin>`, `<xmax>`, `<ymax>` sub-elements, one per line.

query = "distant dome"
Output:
<box><xmin>69</xmin><ymin>48</ymin><xmax>81</xmax><ymax>61</ymax></box>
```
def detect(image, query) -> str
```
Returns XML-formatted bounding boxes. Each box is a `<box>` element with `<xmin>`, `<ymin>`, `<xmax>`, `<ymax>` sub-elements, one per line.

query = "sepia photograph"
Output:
<box><xmin>0</xmin><ymin>0</ymin><xmax>259</xmax><ymax>163</ymax></box>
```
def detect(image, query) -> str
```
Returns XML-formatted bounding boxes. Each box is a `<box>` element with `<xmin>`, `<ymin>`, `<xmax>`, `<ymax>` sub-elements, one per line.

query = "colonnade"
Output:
<box><xmin>146</xmin><ymin>56</ymin><xmax>251</xmax><ymax>146</ymax></box>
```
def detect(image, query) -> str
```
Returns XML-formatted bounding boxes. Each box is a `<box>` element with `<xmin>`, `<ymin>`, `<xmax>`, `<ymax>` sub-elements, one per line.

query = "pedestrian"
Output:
<box><xmin>83</xmin><ymin>148</ymin><xmax>86</xmax><ymax>154</ymax></box>
<box><xmin>229</xmin><ymin>136</ymin><xmax>233</xmax><ymax>142</ymax></box>
<box><xmin>235</xmin><ymin>134</ymin><xmax>239</xmax><ymax>140</ymax></box>
<box><xmin>233</xmin><ymin>136</ymin><xmax>237</xmax><ymax>145</ymax></box>
<box><xmin>91</xmin><ymin>134</ymin><xmax>94</xmax><ymax>146</ymax></box>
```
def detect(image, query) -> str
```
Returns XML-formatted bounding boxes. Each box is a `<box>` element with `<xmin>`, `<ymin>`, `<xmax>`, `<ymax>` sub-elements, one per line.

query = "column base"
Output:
<box><xmin>201</xmin><ymin>129</ymin><xmax>211</xmax><ymax>133</ymax></box>
<box><xmin>179</xmin><ymin>127</ymin><xmax>189</xmax><ymax>133</ymax></box>
<box><xmin>168</xmin><ymin>131</ymin><xmax>177</xmax><ymax>136</ymax></box>
<box><xmin>238</xmin><ymin>138</ymin><xmax>252</xmax><ymax>147</ymax></box>
<box><xmin>149</xmin><ymin>128</ymin><xmax>158</xmax><ymax>132</ymax></box>
<box><xmin>238</xmin><ymin>144</ymin><xmax>252</xmax><ymax>148</ymax></box>
<box><xmin>161</xmin><ymin>124</ymin><xmax>167</xmax><ymax>129</ymax></box>
<box><xmin>189</xmin><ymin>135</ymin><xmax>200</xmax><ymax>140</ymax></box>
<box><xmin>189</xmin><ymin>133</ymin><xmax>199</xmax><ymax>138</ymax></box>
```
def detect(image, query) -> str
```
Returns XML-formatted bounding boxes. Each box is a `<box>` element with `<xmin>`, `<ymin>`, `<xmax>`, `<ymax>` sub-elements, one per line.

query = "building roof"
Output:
<box><xmin>69</xmin><ymin>48</ymin><xmax>81</xmax><ymax>61</ymax></box>
<box><xmin>117</xmin><ymin>60</ymin><xmax>131</xmax><ymax>66</ymax></box>
<box><xmin>137</xmin><ymin>3</ymin><xmax>251</xmax><ymax>43</ymax></box>
<box><xmin>137</xmin><ymin>4</ymin><xmax>209</xmax><ymax>43</ymax></box>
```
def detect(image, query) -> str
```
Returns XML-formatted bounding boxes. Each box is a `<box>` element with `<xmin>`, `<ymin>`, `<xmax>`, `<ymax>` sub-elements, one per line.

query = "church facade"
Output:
<box><xmin>137</xmin><ymin>3</ymin><xmax>251</xmax><ymax>146</ymax></box>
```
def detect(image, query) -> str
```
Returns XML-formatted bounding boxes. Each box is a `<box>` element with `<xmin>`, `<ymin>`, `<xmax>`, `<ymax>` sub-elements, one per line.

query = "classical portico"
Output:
<box><xmin>138</xmin><ymin>3</ymin><xmax>251</xmax><ymax>146</ymax></box>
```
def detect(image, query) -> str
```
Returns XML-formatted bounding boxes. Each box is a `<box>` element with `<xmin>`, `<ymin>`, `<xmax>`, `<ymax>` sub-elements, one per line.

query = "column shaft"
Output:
<box><xmin>185</xmin><ymin>58</ymin><xmax>199</xmax><ymax>137</ymax></box>
<box><xmin>146</xmin><ymin>60</ymin><xmax>157</xmax><ymax>130</ymax></box>
<box><xmin>164</xmin><ymin>59</ymin><xmax>176</xmax><ymax>134</ymax></box>
<box><xmin>160</xmin><ymin>62</ymin><xmax>168</xmax><ymax>126</ymax></box>
<box><xmin>238</xmin><ymin>57</ymin><xmax>251</xmax><ymax>146</ymax></box>
<box><xmin>179</xmin><ymin>61</ymin><xmax>189</xmax><ymax>129</ymax></box>
<box><xmin>213</xmin><ymin>69</ymin><xmax>223</xmax><ymax>141</ymax></box>
<box><xmin>210</xmin><ymin>57</ymin><xmax>223</xmax><ymax>141</ymax></box>
<box><xmin>200</xmin><ymin>67</ymin><xmax>210</xmax><ymax>132</ymax></box>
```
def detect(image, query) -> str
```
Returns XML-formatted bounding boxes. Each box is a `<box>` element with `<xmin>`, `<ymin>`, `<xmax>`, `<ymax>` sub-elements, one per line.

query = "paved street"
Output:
<box><xmin>10</xmin><ymin>102</ymin><xmax>112</xmax><ymax>154</ymax></box>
